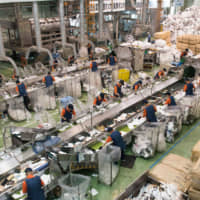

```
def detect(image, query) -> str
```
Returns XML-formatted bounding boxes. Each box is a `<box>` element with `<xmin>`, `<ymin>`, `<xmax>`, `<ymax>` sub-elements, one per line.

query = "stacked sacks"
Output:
<box><xmin>163</xmin><ymin>6</ymin><xmax>200</xmax><ymax>42</ymax></box>
<box><xmin>189</xmin><ymin>158</ymin><xmax>200</xmax><ymax>200</ymax></box>
<box><xmin>191</xmin><ymin>141</ymin><xmax>200</xmax><ymax>163</ymax></box>
<box><xmin>149</xmin><ymin>154</ymin><xmax>192</xmax><ymax>192</ymax></box>
<box><xmin>188</xmin><ymin>141</ymin><xmax>200</xmax><ymax>200</ymax></box>
<box><xmin>176</xmin><ymin>35</ymin><xmax>200</xmax><ymax>55</ymax></box>
<box><xmin>154</xmin><ymin>31</ymin><xmax>171</xmax><ymax>46</ymax></box>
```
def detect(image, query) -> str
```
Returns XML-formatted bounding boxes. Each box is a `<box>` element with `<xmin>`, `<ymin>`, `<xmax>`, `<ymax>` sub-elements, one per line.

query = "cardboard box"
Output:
<box><xmin>191</xmin><ymin>141</ymin><xmax>200</xmax><ymax>162</ymax></box>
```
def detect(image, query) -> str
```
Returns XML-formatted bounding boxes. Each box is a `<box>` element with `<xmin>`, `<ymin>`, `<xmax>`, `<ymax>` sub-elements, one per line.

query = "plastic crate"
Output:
<box><xmin>58</xmin><ymin>173</ymin><xmax>90</xmax><ymax>200</ymax></box>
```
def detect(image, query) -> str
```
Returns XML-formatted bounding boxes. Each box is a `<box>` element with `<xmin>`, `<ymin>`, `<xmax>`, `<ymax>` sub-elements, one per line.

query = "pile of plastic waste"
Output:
<box><xmin>163</xmin><ymin>6</ymin><xmax>200</xmax><ymax>41</ymax></box>
<box><xmin>132</xmin><ymin>123</ymin><xmax>166</xmax><ymax>158</ymax></box>
<box><xmin>127</xmin><ymin>183</ymin><xmax>184</xmax><ymax>200</ymax></box>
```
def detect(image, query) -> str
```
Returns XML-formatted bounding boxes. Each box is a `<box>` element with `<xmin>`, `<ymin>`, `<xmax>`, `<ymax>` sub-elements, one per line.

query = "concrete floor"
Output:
<box><xmin>86</xmin><ymin>120</ymin><xmax>200</xmax><ymax>200</ymax></box>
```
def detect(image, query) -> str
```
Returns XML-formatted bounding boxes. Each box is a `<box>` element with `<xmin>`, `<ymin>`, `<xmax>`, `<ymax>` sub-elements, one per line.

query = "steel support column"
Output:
<box><xmin>80</xmin><ymin>0</ymin><xmax>85</xmax><ymax>45</ymax></box>
<box><xmin>59</xmin><ymin>0</ymin><xmax>66</xmax><ymax>47</ymax></box>
<box><xmin>33</xmin><ymin>1</ymin><xmax>42</xmax><ymax>48</ymax></box>
<box><xmin>98</xmin><ymin>0</ymin><xmax>103</xmax><ymax>39</ymax></box>
<box><xmin>0</xmin><ymin>25</ymin><xmax>5</xmax><ymax>56</ymax></box>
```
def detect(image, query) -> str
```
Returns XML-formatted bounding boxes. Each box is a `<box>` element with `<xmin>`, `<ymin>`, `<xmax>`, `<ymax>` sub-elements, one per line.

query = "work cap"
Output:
<box><xmin>25</xmin><ymin>168</ymin><xmax>33</xmax><ymax>173</ymax></box>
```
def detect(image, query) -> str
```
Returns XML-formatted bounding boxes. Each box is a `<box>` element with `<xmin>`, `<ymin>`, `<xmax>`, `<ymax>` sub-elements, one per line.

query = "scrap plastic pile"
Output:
<box><xmin>163</xmin><ymin>6</ymin><xmax>200</xmax><ymax>41</ymax></box>
<box><xmin>127</xmin><ymin>183</ymin><xmax>184</xmax><ymax>200</ymax></box>
<box><xmin>132</xmin><ymin>123</ymin><xmax>166</xmax><ymax>158</ymax></box>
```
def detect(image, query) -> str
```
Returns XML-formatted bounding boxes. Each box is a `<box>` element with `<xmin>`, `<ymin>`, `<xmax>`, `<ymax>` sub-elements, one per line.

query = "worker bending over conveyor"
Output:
<box><xmin>68</xmin><ymin>56</ymin><xmax>75</xmax><ymax>65</ymax></box>
<box><xmin>42</xmin><ymin>72</ymin><xmax>55</xmax><ymax>88</ymax></box>
<box><xmin>143</xmin><ymin>100</ymin><xmax>157</xmax><ymax>122</ymax></box>
<box><xmin>114</xmin><ymin>80</ymin><xmax>124</xmax><ymax>98</ymax></box>
<box><xmin>154</xmin><ymin>68</ymin><xmax>167</xmax><ymax>80</ymax></box>
<box><xmin>61</xmin><ymin>104</ymin><xmax>76</xmax><ymax>123</ymax></box>
<box><xmin>16</xmin><ymin>80</ymin><xmax>31</xmax><ymax>110</ymax></box>
<box><xmin>165</xmin><ymin>92</ymin><xmax>176</xmax><ymax>106</ymax></box>
<box><xmin>132</xmin><ymin>80</ymin><xmax>142</xmax><ymax>92</ymax></box>
<box><xmin>108</xmin><ymin>54</ymin><xmax>117</xmax><ymax>66</ymax></box>
<box><xmin>22</xmin><ymin>168</ymin><xmax>45</xmax><ymax>200</ymax></box>
<box><xmin>184</xmin><ymin>79</ymin><xmax>195</xmax><ymax>96</ymax></box>
<box><xmin>103</xmin><ymin>127</ymin><xmax>126</xmax><ymax>160</ymax></box>
<box><xmin>90</xmin><ymin>59</ymin><xmax>98</xmax><ymax>72</ymax></box>
<box><xmin>93</xmin><ymin>92</ymin><xmax>107</xmax><ymax>107</ymax></box>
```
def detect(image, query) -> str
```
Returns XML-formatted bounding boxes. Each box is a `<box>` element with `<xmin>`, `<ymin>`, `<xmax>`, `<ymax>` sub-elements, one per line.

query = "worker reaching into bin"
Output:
<box><xmin>184</xmin><ymin>79</ymin><xmax>195</xmax><ymax>96</ymax></box>
<box><xmin>132</xmin><ymin>80</ymin><xmax>143</xmax><ymax>92</ymax></box>
<box><xmin>165</xmin><ymin>92</ymin><xmax>176</xmax><ymax>106</ymax></box>
<box><xmin>103</xmin><ymin>127</ymin><xmax>126</xmax><ymax>160</ymax></box>
<box><xmin>42</xmin><ymin>72</ymin><xmax>55</xmax><ymax>88</ymax></box>
<box><xmin>154</xmin><ymin>68</ymin><xmax>167</xmax><ymax>80</ymax></box>
<box><xmin>61</xmin><ymin>104</ymin><xmax>76</xmax><ymax>123</ymax></box>
<box><xmin>108</xmin><ymin>53</ymin><xmax>117</xmax><ymax>66</ymax></box>
<box><xmin>114</xmin><ymin>80</ymin><xmax>124</xmax><ymax>98</ymax></box>
<box><xmin>22</xmin><ymin>168</ymin><xmax>45</xmax><ymax>200</ymax></box>
<box><xmin>16</xmin><ymin>80</ymin><xmax>31</xmax><ymax>111</ymax></box>
<box><xmin>93</xmin><ymin>92</ymin><xmax>107</xmax><ymax>107</ymax></box>
<box><xmin>143</xmin><ymin>100</ymin><xmax>157</xmax><ymax>122</ymax></box>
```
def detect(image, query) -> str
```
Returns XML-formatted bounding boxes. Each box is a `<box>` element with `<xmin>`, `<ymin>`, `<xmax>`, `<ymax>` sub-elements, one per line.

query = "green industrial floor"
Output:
<box><xmin>86</xmin><ymin>120</ymin><xmax>200</xmax><ymax>200</ymax></box>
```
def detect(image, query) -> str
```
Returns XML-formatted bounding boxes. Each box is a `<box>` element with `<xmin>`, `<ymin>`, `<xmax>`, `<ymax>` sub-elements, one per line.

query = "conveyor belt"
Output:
<box><xmin>60</xmin><ymin>76</ymin><xmax>180</xmax><ymax>141</ymax></box>
<box><xmin>0</xmin><ymin>76</ymin><xmax>180</xmax><ymax>176</ymax></box>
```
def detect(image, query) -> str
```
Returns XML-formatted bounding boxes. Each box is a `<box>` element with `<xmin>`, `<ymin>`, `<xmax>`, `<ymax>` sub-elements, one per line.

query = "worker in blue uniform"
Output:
<box><xmin>132</xmin><ymin>80</ymin><xmax>142</xmax><ymax>92</ymax></box>
<box><xmin>108</xmin><ymin>54</ymin><xmax>117</xmax><ymax>66</ymax></box>
<box><xmin>61</xmin><ymin>104</ymin><xmax>76</xmax><ymax>123</ymax></box>
<box><xmin>42</xmin><ymin>72</ymin><xmax>55</xmax><ymax>88</ymax></box>
<box><xmin>114</xmin><ymin>80</ymin><xmax>124</xmax><ymax>98</ymax></box>
<box><xmin>90</xmin><ymin>59</ymin><xmax>98</xmax><ymax>72</ymax></box>
<box><xmin>165</xmin><ymin>92</ymin><xmax>176</xmax><ymax>106</ymax></box>
<box><xmin>147</xmin><ymin>32</ymin><xmax>151</xmax><ymax>43</ymax></box>
<box><xmin>22</xmin><ymin>168</ymin><xmax>45</xmax><ymax>200</ymax></box>
<box><xmin>93</xmin><ymin>93</ymin><xmax>107</xmax><ymax>107</ymax></box>
<box><xmin>143</xmin><ymin>100</ymin><xmax>157</xmax><ymax>122</ymax></box>
<box><xmin>184</xmin><ymin>79</ymin><xmax>195</xmax><ymax>96</ymax></box>
<box><xmin>103</xmin><ymin>127</ymin><xmax>126</xmax><ymax>160</ymax></box>
<box><xmin>16</xmin><ymin>80</ymin><xmax>31</xmax><ymax>110</ymax></box>
<box><xmin>154</xmin><ymin>68</ymin><xmax>167</xmax><ymax>80</ymax></box>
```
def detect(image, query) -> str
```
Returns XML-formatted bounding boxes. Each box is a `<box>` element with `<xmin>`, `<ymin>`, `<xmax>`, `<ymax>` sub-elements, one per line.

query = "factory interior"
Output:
<box><xmin>1</xmin><ymin>0</ymin><xmax>200</xmax><ymax>200</ymax></box>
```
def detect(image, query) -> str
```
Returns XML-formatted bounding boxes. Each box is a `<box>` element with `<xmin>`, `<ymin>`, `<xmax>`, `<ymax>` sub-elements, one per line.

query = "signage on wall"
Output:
<box><xmin>89</xmin><ymin>0</ymin><xmax>126</xmax><ymax>13</ymax></box>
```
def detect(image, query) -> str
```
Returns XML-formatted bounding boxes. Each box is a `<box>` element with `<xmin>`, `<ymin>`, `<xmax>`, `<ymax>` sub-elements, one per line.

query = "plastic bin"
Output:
<box><xmin>118</xmin><ymin>69</ymin><xmax>130</xmax><ymax>82</ymax></box>
<box><xmin>98</xmin><ymin>145</ymin><xmax>121</xmax><ymax>185</ymax></box>
<box><xmin>58</xmin><ymin>173</ymin><xmax>90</xmax><ymax>200</ymax></box>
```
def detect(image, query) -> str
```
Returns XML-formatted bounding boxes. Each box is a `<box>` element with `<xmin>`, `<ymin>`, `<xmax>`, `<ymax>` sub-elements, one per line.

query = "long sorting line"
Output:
<box><xmin>59</xmin><ymin>76</ymin><xmax>180</xmax><ymax>142</ymax></box>
<box><xmin>0</xmin><ymin>75</ymin><xmax>181</xmax><ymax>177</ymax></box>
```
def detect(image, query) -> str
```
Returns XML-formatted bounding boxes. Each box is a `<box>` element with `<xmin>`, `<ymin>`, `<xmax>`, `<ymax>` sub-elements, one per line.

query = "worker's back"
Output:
<box><xmin>45</xmin><ymin>75</ymin><xmax>53</xmax><ymax>87</ymax></box>
<box><xmin>109</xmin><ymin>56</ymin><xmax>116</xmax><ymax>66</ymax></box>
<box><xmin>186</xmin><ymin>83</ymin><xmax>194</xmax><ymax>95</ymax></box>
<box><xmin>169</xmin><ymin>96</ymin><xmax>176</xmax><ymax>106</ymax></box>
<box><xmin>145</xmin><ymin>104</ymin><xmax>157</xmax><ymax>122</ymax></box>
<box><xmin>110</xmin><ymin>131</ymin><xmax>125</xmax><ymax>150</ymax></box>
<box><xmin>25</xmin><ymin>176</ymin><xmax>45</xmax><ymax>200</ymax></box>
<box><xmin>91</xmin><ymin>61</ymin><xmax>98</xmax><ymax>72</ymax></box>
<box><xmin>17</xmin><ymin>83</ymin><xmax>27</xmax><ymax>96</ymax></box>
